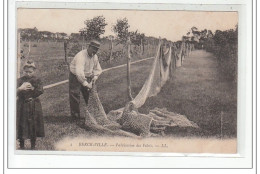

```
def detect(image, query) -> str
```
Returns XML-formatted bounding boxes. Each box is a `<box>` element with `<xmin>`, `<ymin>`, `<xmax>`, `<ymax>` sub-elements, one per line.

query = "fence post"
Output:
<box><xmin>28</xmin><ymin>40</ymin><xmax>31</xmax><ymax>57</ymax></box>
<box><xmin>158</xmin><ymin>37</ymin><xmax>162</xmax><ymax>87</ymax></box>
<box><xmin>140</xmin><ymin>38</ymin><xmax>144</xmax><ymax>55</ymax></box>
<box><xmin>109</xmin><ymin>36</ymin><xmax>113</xmax><ymax>63</ymax></box>
<box><xmin>127</xmin><ymin>36</ymin><xmax>133</xmax><ymax>101</ymax></box>
<box><xmin>82</xmin><ymin>35</ymin><xmax>84</xmax><ymax>50</ymax></box>
<box><xmin>64</xmin><ymin>39</ymin><xmax>68</xmax><ymax>65</ymax></box>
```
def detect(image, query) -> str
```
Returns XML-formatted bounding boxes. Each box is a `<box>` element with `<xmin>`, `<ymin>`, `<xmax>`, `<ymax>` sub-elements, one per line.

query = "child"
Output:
<box><xmin>17</xmin><ymin>60</ymin><xmax>45</xmax><ymax>150</ymax></box>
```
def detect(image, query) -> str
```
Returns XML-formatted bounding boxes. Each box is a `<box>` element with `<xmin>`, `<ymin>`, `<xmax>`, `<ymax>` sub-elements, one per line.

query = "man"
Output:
<box><xmin>69</xmin><ymin>40</ymin><xmax>102</xmax><ymax>120</ymax></box>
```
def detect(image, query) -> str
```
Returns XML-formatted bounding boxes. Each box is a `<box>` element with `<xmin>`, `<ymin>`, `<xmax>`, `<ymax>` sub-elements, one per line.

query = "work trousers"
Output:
<box><xmin>69</xmin><ymin>72</ymin><xmax>91</xmax><ymax>118</ymax></box>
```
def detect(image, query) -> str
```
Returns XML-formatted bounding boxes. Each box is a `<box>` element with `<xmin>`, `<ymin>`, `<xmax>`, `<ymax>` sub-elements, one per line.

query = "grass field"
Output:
<box><xmin>139</xmin><ymin>50</ymin><xmax>237</xmax><ymax>137</ymax></box>
<box><xmin>16</xmin><ymin>49</ymin><xmax>237</xmax><ymax>150</ymax></box>
<box><xmin>20</xmin><ymin>41</ymin><xmax>157</xmax><ymax>85</ymax></box>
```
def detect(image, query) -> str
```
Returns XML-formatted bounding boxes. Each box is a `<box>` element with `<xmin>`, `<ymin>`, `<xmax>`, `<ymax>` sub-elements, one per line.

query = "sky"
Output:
<box><xmin>17</xmin><ymin>9</ymin><xmax>238</xmax><ymax>42</ymax></box>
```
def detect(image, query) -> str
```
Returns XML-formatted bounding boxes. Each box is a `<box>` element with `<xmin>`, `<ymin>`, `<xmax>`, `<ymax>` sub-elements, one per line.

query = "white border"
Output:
<box><xmin>5</xmin><ymin>0</ymin><xmax>254</xmax><ymax>170</ymax></box>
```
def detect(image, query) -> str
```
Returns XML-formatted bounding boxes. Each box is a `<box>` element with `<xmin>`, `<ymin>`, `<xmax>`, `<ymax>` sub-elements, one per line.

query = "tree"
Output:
<box><xmin>70</xmin><ymin>33</ymin><xmax>81</xmax><ymax>42</ymax></box>
<box><xmin>108</xmin><ymin>35</ymin><xmax>114</xmax><ymax>63</ymax></box>
<box><xmin>129</xmin><ymin>30</ymin><xmax>146</xmax><ymax>55</ymax></box>
<box><xmin>213</xmin><ymin>28</ymin><xmax>237</xmax><ymax>46</ymax></box>
<box><xmin>112</xmin><ymin>18</ymin><xmax>130</xmax><ymax>43</ymax></box>
<box><xmin>81</xmin><ymin>16</ymin><xmax>107</xmax><ymax>41</ymax></box>
<box><xmin>129</xmin><ymin>30</ymin><xmax>145</xmax><ymax>46</ymax></box>
<box><xmin>182</xmin><ymin>36</ymin><xmax>189</xmax><ymax>41</ymax></box>
<box><xmin>191</xmin><ymin>26</ymin><xmax>198</xmax><ymax>32</ymax></box>
<box><xmin>113</xmin><ymin>18</ymin><xmax>134</xmax><ymax>101</ymax></box>
<box><xmin>20</xmin><ymin>27</ymin><xmax>39</xmax><ymax>41</ymax></box>
<box><xmin>186</xmin><ymin>27</ymin><xmax>209</xmax><ymax>49</ymax></box>
<box><xmin>207</xmin><ymin>30</ymin><xmax>213</xmax><ymax>38</ymax></box>
<box><xmin>190</xmin><ymin>26</ymin><xmax>200</xmax><ymax>42</ymax></box>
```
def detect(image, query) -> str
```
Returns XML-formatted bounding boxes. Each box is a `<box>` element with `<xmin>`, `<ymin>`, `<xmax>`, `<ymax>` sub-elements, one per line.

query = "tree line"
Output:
<box><xmin>19</xmin><ymin>27</ymin><xmax>69</xmax><ymax>42</ymax></box>
<box><xmin>182</xmin><ymin>26</ymin><xmax>238</xmax><ymax>82</ymax></box>
<box><xmin>19</xmin><ymin>15</ymin><xmax>238</xmax><ymax>82</ymax></box>
<box><xmin>19</xmin><ymin>16</ymin><xmax>171</xmax><ymax>47</ymax></box>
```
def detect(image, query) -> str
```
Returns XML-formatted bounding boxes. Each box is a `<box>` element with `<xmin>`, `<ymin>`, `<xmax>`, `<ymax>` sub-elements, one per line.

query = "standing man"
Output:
<box><xmin>69</xmin><ymin>40</ymin><xmax>102</xmax><ymax>120</ymax></box>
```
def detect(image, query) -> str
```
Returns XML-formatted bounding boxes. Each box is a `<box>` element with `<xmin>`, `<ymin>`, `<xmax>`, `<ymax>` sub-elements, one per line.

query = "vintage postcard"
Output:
<box><xmin>15</xmin><ymin>7</ymin><xmax>238</xmax><ymax>154</ymax></box>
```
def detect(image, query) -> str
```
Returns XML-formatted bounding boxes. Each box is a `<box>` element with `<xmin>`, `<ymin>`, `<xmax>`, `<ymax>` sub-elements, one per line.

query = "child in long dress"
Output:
<box><xmin>17</xmin><ymin>60</ymin><xmax>45</xmax><ymax>150</ymax></box>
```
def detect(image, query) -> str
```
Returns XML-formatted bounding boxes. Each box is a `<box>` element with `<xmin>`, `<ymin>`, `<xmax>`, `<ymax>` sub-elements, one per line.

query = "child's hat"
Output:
<box><xmin>23</xmin><ymin>60</ymin><xmax>36</xmax><ymax>69</ymax></box>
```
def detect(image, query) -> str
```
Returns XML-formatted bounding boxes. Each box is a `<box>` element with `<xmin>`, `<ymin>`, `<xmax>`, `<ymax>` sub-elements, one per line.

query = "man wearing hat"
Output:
<box><xmin>69</xmin><ymin>40</ymin><xmax>102</xmax><ymax>120</ymax></box>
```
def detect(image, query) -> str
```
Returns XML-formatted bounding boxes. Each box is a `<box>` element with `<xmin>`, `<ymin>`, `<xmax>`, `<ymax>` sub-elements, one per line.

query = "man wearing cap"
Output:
<box><xmin>69</xmin><ymin>40</ymin><xmax>102</xmax><ymax>120</ymax></box>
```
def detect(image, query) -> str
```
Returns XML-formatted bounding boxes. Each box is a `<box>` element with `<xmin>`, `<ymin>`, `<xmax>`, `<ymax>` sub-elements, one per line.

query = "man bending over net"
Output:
<box><xmin>69</xmin><ymin>40</ymin><xmax>102</xmax><ymax>120</ymax></box>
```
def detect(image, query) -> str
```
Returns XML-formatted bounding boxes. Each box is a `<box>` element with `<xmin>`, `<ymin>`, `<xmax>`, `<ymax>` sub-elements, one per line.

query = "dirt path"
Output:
<box><xmin>140</xmin><ymin>50</ymin><xmax>237</xmax><ymax>137</ymax></box>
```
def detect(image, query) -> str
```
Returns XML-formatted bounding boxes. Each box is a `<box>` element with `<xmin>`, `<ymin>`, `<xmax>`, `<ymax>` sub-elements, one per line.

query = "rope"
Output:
<box><xmin>43</xmin><ymin>56</ymin><xmax>154</xmax><ymax>90</ymax></box>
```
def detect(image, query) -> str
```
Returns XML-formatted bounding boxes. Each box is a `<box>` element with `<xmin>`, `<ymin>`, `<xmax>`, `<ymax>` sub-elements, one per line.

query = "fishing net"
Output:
<box><xmin>131</xmin><ymin>42</ymin><xmax>166</xmax><ymax>108</ymax></box>
<box><xmin>84</xmin><ymin>41</ymin><xmax>198</xmax><ymax>137</ymax></box>
<box><xmin>175</xmin><ymin>42</ymin><xmax>185</xmax><ymax>67</ymax></box>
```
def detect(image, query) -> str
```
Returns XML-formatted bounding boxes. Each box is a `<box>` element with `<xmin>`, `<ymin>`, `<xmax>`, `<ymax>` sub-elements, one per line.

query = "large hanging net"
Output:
<box><xmin>84</xmin><ymin>41</ymin><xmax>198</xmax><ymax>138</ymax></box>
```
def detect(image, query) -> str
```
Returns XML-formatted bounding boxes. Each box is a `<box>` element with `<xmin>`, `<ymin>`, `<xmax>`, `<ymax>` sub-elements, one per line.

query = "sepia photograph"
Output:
<box><xmin>15</xmin><ymin>8</ymin><xmax>238</xmax><ymax>153</ymax></box>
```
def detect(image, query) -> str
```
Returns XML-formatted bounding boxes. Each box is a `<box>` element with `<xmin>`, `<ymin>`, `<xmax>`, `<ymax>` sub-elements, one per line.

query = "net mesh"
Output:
<box><xmin>84</xmin><ymin>41</ymin><xmax>198</xmax><ymax>137</ymax></box>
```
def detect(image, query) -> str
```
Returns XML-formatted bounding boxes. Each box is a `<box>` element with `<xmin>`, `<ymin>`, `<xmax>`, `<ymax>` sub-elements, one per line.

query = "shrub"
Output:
<box><xmin>204</xmin><ymin>27</ymin><xmax>238</xmax><ymax>82</ymax></box>
<box><xmin>68</xmin><ymin>43</ymin><xmax>82</xmax><ymax>57</ymax></box>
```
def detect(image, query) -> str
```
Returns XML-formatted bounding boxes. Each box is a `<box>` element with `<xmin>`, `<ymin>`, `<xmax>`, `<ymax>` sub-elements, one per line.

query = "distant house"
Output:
<box><xmin>19</xmin><ymin>27</ymin><xmax>69</xmax><ymax>41</ymax></box>
<box><xmin>53</xmin><ymin>32</ymin><xmax>68</xmax><ymax>39</ymax></box>
<box><xmin>55</xmin><ymin>33</ymin><xmax>60</xmax><ymax>39</ymax></box>
<box><xmin>59</xmin><ymin>32</ymin><xmax>67</xmax><ymax>39</ymax></box>
<box><xmin>38</xmin><ymin>31</ymin><xmax>53</xmax><ymax>39</ymax></box>
<box><xmin>50</xmin><ymin>33</ymin><xmax>55</xmax><ymax>38</ymax></box>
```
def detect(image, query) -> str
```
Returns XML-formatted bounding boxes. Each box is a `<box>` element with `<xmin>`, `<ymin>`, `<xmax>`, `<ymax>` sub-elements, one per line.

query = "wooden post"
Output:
<box><xmin>28</xmin><ymin>40</ymin><xmax>31</xmax><ymax>57</ymax></box>
<box><xmin>181</xmin><ymin>41</ymin><xmax>184</xmax><ymax>65</ymax></box>
<box><xmin>82</xmin><ymin>35</ymin><xmax>84</xmax><ymax>50</ymax></box>
<box><xmin>109</xmin><ymin>36</ymin><xmax>113</xmax><ymax>63</ymax></box>
<box><xmin>158</xmin><ymin>37</ymin><xmax>162</xmax><ymax>87</ymax></box>
<box><xmin>127</xmin><ymin>36</ymin><xmax>133</xmax><ymax>101</ymax></box>
<box><xmin>140</xmin><ymin>38</ymin><xmax>142</xmax><ymax>55</ymax></box>
<box><xmin>141</xmin><ymin>38</ymin><xmax>144</xmax><ymax>55</ymax></box>
<box><xmin>17</xmin><ymin>31</ymin><xmax>21</xmax><ymax>78</ymax></box>
<box><xmin>64</xmin><ymin>40</ymin><xmax>68</xmax><ymax>65</ymax></box>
